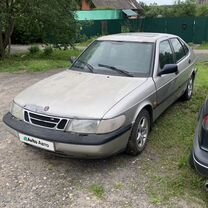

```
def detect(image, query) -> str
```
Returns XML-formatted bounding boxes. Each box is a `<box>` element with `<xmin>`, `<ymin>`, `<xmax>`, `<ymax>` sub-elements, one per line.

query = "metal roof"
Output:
<box><xmin>91</xmin><ymin>0</ymin><xmax>143</xmax><ymax>10</ymax></box>
<box><xmin>122</xmin><ymin>9</ymin><xmax>138</xmax><ymax>17</ymax></box>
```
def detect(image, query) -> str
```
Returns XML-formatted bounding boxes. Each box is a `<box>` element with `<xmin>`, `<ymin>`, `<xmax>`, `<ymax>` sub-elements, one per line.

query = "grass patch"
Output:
<box><xmin>89</xmin><ymin>184</ymin><xmax>105</xmax><ymax>199</ymax></box>
<box><xmin>145</xmin><ymin>62</ymin><xmax>208</xmax><ymax>206</ymax></box>
<box><xmin>76</xmin><ymin>37</ymin><xmax>97</xmax><ymax>47</ymax></box>
<box><xmin>114</xmin><ymin>182</ymin><xmax>124</xmax><ymax>190</ymax></box>
<box><xmin>0</xmin><ymin>49</ymin><xmax>81</xmax><ymax>73</ymax></box>
<box><xmin>196</xmin><ymin>42</ymin><xmax>208</xmax><ymax>50</ymax></box>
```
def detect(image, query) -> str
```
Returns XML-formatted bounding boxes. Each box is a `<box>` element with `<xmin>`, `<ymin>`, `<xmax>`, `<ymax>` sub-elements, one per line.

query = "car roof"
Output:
<box><xmin>97</xmin><ymin>33</ymin><xmax>177</xmax><ymax>43</ymax></box>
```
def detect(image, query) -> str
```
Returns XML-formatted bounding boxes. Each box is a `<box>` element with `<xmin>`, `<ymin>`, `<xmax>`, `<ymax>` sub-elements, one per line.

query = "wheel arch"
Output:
<box><xmin>133</xmin><ymin>102</ymin><xmax>153</xmax><ymax>128</ymax></box>
<box><xmin>192</xmin><ymin>70</ymin><xmax>196</xmax><ymax>80</ymax></box>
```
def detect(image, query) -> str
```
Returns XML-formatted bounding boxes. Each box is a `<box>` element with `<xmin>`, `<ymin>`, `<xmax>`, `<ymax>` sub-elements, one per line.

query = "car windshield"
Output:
<box><xmin>71</xmin><ymin>41</ymin><xmax>154</xmax><ymax>77</ymax></box>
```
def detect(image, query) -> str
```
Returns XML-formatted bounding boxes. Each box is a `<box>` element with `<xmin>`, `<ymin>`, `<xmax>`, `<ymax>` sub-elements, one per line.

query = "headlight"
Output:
<box><xmin>97</xmin><ymin>115</ymin><xmax>126</xmax><ymax>134</ymax></box>
<box><xmin>66</xmin><ymin>115</ymin><xmax>126</xmax><ymax>134</ymax></box>
<box><xmin>10</xmin><ymin>101</ymin><xmax>24</xmax><ymax>120</ymax></box>
<box><xmin>66</xmin><ymin>119</ymin><xmax>100</xmax><ymax>134</ymax></box>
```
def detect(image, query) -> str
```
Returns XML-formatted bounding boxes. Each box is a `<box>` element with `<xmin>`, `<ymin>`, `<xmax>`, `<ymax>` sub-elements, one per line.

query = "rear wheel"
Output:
<box><xmin>181</xmin><ymin>76</ymin><xmax>194</xmax><ymax>101</ymax></box>
<box><xmin>126</xmin><ymin>109</ymin><xmax>150</xmax><ymax>156</ymax></box>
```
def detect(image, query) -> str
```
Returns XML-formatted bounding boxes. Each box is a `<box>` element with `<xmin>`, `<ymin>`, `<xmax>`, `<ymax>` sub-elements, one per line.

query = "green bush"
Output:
<box><xmin>28</xmin><ymin>45</ymin><xmax>40</xmax><ymax>54</ymax></box>
<box><xmin>43</xmin><ymin>46</ymin><xmax>53</xmax><ymax>56</ymax></box>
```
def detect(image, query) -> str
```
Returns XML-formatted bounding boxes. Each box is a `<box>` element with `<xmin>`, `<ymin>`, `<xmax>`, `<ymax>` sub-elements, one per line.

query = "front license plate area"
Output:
<box><xmin>19</xmin><ymin>133</ymin><xmax>55</xmax><ymax>152</ymax></box>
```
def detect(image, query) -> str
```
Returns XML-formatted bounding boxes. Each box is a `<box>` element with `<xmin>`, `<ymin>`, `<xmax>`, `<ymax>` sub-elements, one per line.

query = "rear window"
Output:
<box><xmin>180</xmin><ymin>40</ymin><xmax>189</xmax><ymax>55</ymax></box>
<box><xmin>170</xmin><ymin>38</ymin><xmax>186</xmax><ymax>62</ymax></box>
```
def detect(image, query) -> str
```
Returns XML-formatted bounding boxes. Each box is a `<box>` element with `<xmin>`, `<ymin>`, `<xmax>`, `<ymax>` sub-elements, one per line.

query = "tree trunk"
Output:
<box><xmin>0</xmin><ymin>25</ymin><xmax>5</xmax><ymax>58</ymax></box>
<box><xmin>3</xmin><ymin>20</ymin><xmax>14</xmax><ymax>50</ymax></box>
<box><xmin>8</xmin><ymin>37</ymin><xmax>11</xmax><ymax>56</ymax></box>
<box><xmin>0</xmin><ymin>19</ymin><xmax>14</xmax><ymax>59</ymax></box>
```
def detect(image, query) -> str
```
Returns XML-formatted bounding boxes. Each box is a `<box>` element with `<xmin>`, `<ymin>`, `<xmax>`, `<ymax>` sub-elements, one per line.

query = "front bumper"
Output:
<box><xmin>3</xmin><ymin>112</ymin><xmax>131</xmax><ymax>158</ymax></box>
<box><xmin>192</xmin><ymin>131</ymin><xmax>208</xmax><ymax>176</ymax></box>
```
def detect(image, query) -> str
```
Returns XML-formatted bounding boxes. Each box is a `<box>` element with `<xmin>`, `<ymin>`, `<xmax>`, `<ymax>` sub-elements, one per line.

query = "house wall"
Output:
<box><xmin>81</xmin><ymin>0</ymin><xmax>91</xmax><ymax>10</ymax></box>
<box><xmin>75</xmin><ymin>10</ymin><xmax>123</xmax><ymax>21</ymax></box>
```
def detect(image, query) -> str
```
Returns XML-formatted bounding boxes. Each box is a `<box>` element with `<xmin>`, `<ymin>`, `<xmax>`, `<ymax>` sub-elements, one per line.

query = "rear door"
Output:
<box><xmin>169</xmin><ymin>38</ymin><xmax>194</xmax><ymax>98</ymax></box>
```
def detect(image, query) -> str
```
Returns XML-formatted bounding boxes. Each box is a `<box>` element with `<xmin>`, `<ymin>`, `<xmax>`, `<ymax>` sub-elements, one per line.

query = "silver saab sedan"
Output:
<box><xmin>3</xmin><ymin>33</ymin><xmax>197</xmax><ymax>158</ymax></box>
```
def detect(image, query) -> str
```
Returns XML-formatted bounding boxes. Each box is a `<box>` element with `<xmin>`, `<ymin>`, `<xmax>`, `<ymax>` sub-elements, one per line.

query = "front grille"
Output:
<box><xmin>24</xmin><ymin>110</ymin><xmax>69</xmax><ymax>130</ymax></box>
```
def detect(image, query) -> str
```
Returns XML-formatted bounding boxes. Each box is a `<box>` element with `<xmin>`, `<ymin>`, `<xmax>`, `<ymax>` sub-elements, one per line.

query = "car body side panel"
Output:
<box><xmin>173</xmin><ymin>39</ymin><xmax>196</xmax><ymax>99</ymax></box>
<box><xmin>102</xmin><ymin>78</ymin><xmax>156</xmax><ymax>125</ymax></box>
<box><xmin>152</xmin><ymin>37</ymin><xmax>196</xmax><ymax>121</ymax></box>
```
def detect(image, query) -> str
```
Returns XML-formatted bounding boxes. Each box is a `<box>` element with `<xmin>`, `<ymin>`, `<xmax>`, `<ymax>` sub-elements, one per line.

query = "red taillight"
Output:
<box><xmin>203</xmin><ymin>115</ymin><xmax>208</xmax><ymax>130</ymax></box>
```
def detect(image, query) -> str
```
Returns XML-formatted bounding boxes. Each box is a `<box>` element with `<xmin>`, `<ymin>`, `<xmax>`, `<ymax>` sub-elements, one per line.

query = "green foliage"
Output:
<box><xmin>196</xmin><ymin>5</ymin><xmax>208</xmax><ymax>16</ymax></box>
<box><xmin>0</xmin><ymin>0</ymin><xmax>78</xmax><ymax>58</ymax></box>
<box><xmin>43</xmin><ymin>46</ymin><xmax>53</xmax><ymax>56</ymax></box>
<box><xmin>197</xmin><ymin>42</ymin><xmax>208</xmax><ymax>49</ymax></box>
<box><xmin>28</xmin><ymin>46</ymin><xmax>40</xmax><ymax>54</ymax></box>
<box><xmin>89</xmin><ymin>184</ymin><xmax>105</xmax><ymax>199</ymax></box>
<box><xmin>145</xmin><ymin>63</ymin><xmax>208</xmax><ymax>205</ymax></box>
<box><xmin>76</xmin><ymin>36</ymin><xmax>97</xmax><ymax>47</ymax></box>
<box><xmin>0</xmin><ymin>49</ymin><xmax>81</xmax><ymax>72</ymax></box>
<box><xmin>144</xmin><ymin>0</ymin><xmax>197</xmax><ymax>18</ymax></box>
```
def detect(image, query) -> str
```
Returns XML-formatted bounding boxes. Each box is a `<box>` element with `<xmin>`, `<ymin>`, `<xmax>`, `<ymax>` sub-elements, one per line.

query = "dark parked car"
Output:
<box><xmin>190</xmin><ymin>98</ymin><xmax>208</xmax><ymax>180</ymax></box>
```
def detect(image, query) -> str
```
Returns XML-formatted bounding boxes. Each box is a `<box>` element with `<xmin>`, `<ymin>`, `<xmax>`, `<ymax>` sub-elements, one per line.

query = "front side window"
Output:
<box><xmin>72</xmin><ymin>41</ymin><xmax>154</xmax><ymax>77</ymax></box>
<box><xmin>159</xmin><ymin>40</ymin><xmax>174</xmax><ymax>69</ymax></box>
<box><xmin>170</xmin><ymin>38</ymin><xmax>186</xmax><ymax>62</ymax></box>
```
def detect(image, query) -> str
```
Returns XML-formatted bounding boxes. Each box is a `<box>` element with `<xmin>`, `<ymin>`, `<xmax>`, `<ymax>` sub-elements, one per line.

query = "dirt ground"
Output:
<box><xmin>0</xmin><ymin>70</ymin><xmax>206</xmax><ymax>208</ymax></box>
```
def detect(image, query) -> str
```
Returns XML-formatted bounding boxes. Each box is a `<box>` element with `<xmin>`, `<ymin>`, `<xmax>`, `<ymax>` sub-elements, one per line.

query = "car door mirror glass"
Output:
<box><xmin>158</xmin><ymin>64</ymin><xmax>178</xmax><ymax>76</ymax></box>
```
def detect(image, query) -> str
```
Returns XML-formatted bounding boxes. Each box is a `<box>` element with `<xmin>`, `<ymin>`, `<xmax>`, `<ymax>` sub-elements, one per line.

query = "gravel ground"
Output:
<box><xmin>194</xmin><ymin>50</ymin><xmax>208</xmax><ymax>62</ymax></box>
<box><xmin>0</xmin><ymin>70</ymin><xmax>206</xmax><ymax>208</ymax></box>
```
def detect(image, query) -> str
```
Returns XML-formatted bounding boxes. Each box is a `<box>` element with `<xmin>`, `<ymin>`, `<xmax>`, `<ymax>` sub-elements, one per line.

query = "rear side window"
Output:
<box><xmin>159</xmin><ymin>40</ymin><xmax>174</xmax><ymax>69</ymax></box>
<box><xmin>180</xmin><ymin>40</ymin><xmax>189</xmax><ymax>55</ymax></box>
<box><xmin>170</xmin><ymin>38</ymin><xmax>186</xmax><ymax>62</ymax></box>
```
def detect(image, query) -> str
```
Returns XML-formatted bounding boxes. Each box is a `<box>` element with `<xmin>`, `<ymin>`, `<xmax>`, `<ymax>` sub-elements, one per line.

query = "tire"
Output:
<box><xmin>126</xmin><ymin>109</ymin><xmax>150</xmax><ymax>156</ymax></box>
<box><xmin>181</xmin><ymin>76</ymin><xmax>194</xmax><ymax>101</ymax></box>
<box><xmin>189</xmin><ymin>151</ymin><xmax>195</xmax><ymax>169</ymax></box>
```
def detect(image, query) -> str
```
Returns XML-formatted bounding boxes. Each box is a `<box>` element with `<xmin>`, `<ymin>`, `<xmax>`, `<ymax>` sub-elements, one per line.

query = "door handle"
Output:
<box><xmin>188</xmin><ymin>59</ymin><xmax>192</xmax><ymax>64</ymax></box>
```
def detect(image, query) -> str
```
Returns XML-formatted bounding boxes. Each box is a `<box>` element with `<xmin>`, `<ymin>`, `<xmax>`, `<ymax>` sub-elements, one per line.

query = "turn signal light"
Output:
<box><xmin>203</xmin><ymin>115</ymin><xmax>208</xmax><ymax>130</ymax></box>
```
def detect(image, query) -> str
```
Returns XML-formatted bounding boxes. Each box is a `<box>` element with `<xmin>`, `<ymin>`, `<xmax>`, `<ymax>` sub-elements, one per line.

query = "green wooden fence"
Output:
<box><xmin>79</xmin><ymin>17</ymin><xmax>208</xmax><ymax>44</ymax></box>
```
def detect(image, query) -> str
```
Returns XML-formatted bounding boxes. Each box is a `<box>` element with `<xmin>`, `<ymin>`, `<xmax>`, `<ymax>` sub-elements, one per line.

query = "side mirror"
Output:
<box><xmin>70</xmin><ymin>56</ymin><xmax>77</xmax><ymax>64</ymax></box>
<box><xmin>158</xmin><ymin>64</ymin><xmax>178</xmax><ymax>76</ymax></box>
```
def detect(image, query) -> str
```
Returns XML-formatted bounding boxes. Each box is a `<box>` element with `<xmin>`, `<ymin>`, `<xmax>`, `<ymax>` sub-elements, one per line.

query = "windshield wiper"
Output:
<box><xmin>98</xmin><ymin>64</ymin><xmax>134</xmax><ymax>77</ymax></box>
<box><xmin>75</xmin><ymin>60</ymin><xmax>94</xmax><ymax>73</ymax></box>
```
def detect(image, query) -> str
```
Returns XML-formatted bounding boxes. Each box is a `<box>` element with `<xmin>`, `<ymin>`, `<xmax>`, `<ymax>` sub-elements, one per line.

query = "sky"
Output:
<box><xmin>139</xmin><ymin>0</ymin><xmax>175</xmax><ymax>5</ymax></box>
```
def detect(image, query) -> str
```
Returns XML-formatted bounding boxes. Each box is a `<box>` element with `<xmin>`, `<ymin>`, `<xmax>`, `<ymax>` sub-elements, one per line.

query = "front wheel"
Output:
<box><xmin>126</xmin><ymin>109</ymin><xmax>150</xmax><ymax>156</ymax></box>
<box><xmin>181</xmin><ymin>76</ymin><xmax>194</xmax><ymax>101</ymax></box>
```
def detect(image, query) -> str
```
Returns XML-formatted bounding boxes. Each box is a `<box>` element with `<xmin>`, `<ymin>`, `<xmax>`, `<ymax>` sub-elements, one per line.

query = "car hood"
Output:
<box><xmin>15</xmin><ymin>70</ymin><xmax>147</xmax><ymax>119</ymax></box>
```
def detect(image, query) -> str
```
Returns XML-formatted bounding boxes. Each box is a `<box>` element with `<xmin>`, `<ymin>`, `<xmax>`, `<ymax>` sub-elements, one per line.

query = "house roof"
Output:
<box><xmin>91</xmin><ymin>0</ymin><xmax>143</xmax><ymax>10</ymax></box>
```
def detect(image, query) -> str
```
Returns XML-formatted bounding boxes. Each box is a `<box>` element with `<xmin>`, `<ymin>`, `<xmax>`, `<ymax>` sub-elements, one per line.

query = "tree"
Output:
<box><xmin>0</xmin><ymin>0</ymin><xmax>77</xmax><ymax>58</ymax></box>
<box><xmin>172</xmin><ymin>0</ymin><xmax>196</xmax><ymax>17</ymax></box>
<box><xmin>196</xmin><ymin>4</ymin><xmax>208</xmax><ymax>16</ymax></box>
<box><xmin>143</xmin><ymin>0</ymin><xmax>197</xmax><ymax>18</ymax></box>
